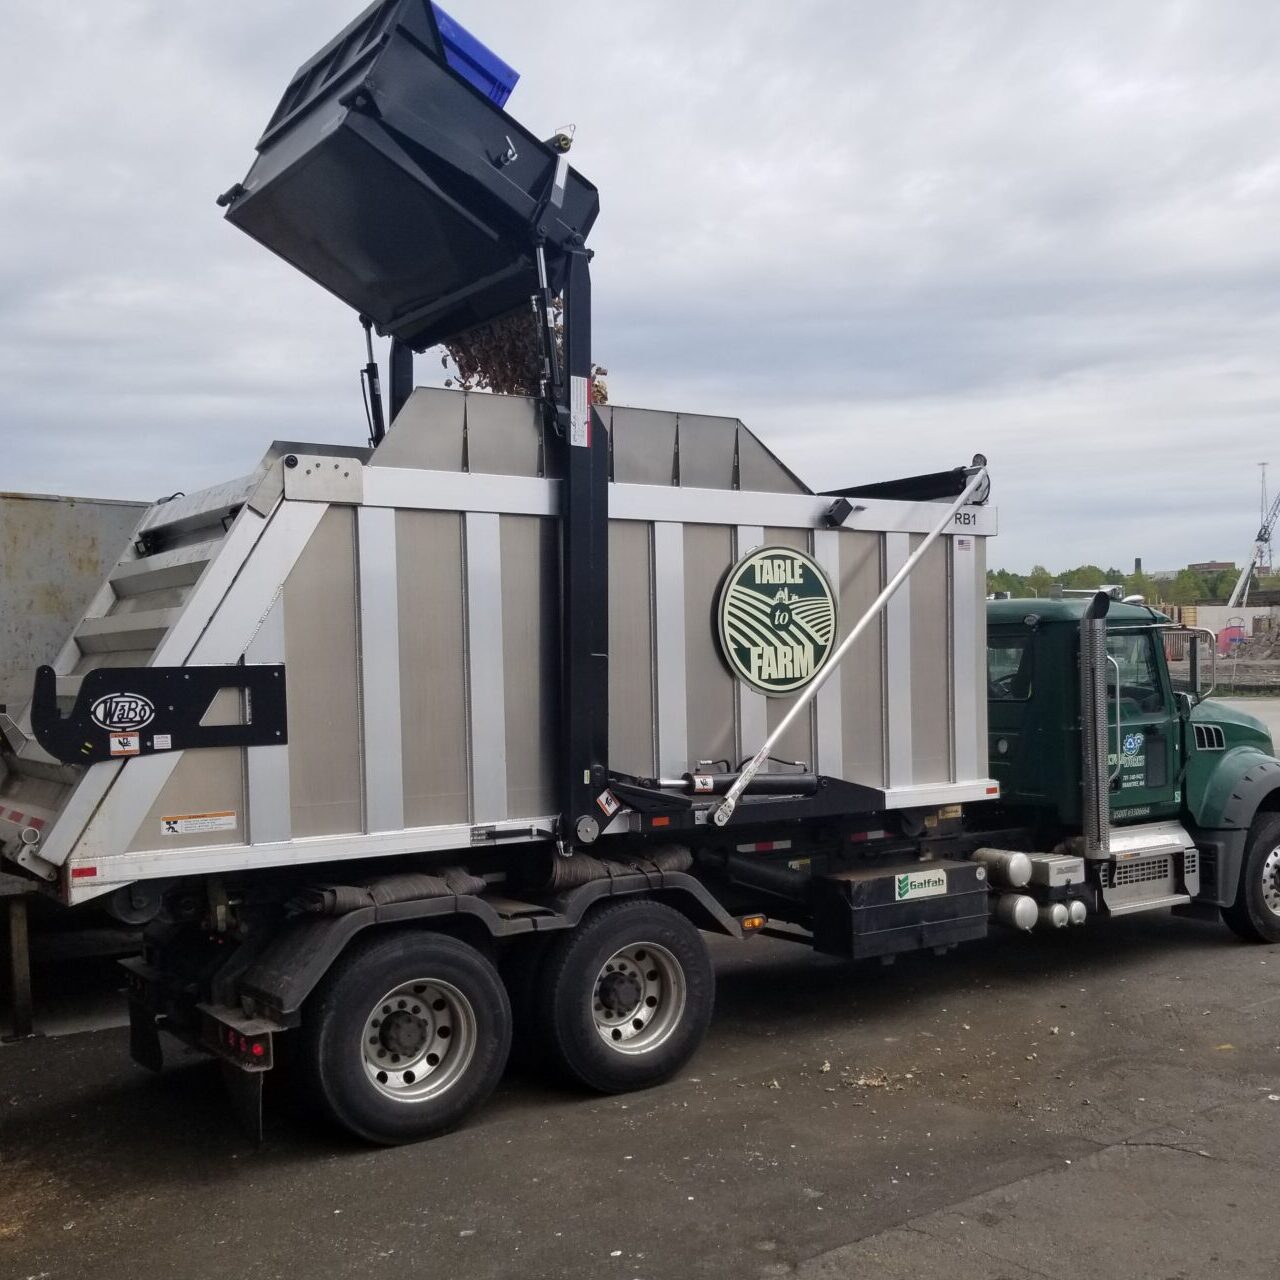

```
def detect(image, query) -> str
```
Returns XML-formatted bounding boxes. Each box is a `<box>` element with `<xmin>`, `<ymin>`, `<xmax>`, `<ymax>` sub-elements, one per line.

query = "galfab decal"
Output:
<box><xmin>895</xmin><ymin>869</ymin><xmax>947</xmax><ymax>901</ymax></box>
<box><xmin>716</xmin><ymin>546</ymin><xmax>838</xmax><ymax>695</ymax></box>
<box><xmin>89</xmin><ymin>692</ymin><xmax>156</xmax><ymax>733</ymax></box>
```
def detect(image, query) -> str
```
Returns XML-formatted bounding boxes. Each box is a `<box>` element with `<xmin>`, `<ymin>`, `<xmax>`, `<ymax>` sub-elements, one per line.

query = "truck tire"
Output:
<box><xmin>303</xmin><ymin>931</ymin><xmax>511</xmax><ymax>1144</ymax></box>
<box><xmin>537</xmin><ymin>899</ymin><xmax>714</xmax><ymax>1094</ymax></box>
<box><xmin>1221</xmin><ymin>813</ymin><xmax>1280</xmax><ymax>945</ymax></box>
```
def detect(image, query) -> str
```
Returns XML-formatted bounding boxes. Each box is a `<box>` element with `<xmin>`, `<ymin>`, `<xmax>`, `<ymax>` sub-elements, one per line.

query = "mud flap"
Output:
<box><xmin>128</xmin><ymin>1000</ymin><xmax>164</xmax><ymax>1072</ymax></box>
<box><xmin>221</xmin><ymin>1060</ymin><xmax>265</xmax><ymax>1143</ymax></box>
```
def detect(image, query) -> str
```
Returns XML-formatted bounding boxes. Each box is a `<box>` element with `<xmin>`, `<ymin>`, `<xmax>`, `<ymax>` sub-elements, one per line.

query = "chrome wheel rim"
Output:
<box><xmin>360</xmin><ymin>979</ymin><xmax>477</xmax><ymax>1103</ymax></box>
<box><xmin>592</xmin><ymin>942</ymin><xmax>686</xmax><ymax>1055</ymax></box>
<box><xmin>1261</xmin><ymin>845</ymin><xmax>1280</xmax><ymax>918</ymax></box>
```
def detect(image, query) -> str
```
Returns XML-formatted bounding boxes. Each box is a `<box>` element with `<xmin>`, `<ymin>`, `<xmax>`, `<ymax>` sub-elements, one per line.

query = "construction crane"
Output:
<box><xmin>1226</xmin><ymin>487</ymin><xmax>1280</xmax><ymax>607</ymax></box>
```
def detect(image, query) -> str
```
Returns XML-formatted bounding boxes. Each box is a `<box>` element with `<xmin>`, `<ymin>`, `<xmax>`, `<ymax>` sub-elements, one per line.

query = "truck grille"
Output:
<box><xmin>1109</xmin><ymin>855</ymin><xmax>1172</xmax><ymax>887</ymax></box>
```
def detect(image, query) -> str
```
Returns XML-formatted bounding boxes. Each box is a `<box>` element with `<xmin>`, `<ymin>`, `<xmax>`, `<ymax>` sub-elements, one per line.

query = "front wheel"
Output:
<box><xmin>303</xmin><ymin>931</ymin><xmax>512</xmax><ymax>1144</ymax></box>
<box><xmin>1221</xmin><ymin>813</ymin><xmax>1280</xmax><ymax>945</ymax></box>
<box><xmin>537</xmin><ymin>899</ymin><xmax>714</xmax><ymax>1094</ymax></box>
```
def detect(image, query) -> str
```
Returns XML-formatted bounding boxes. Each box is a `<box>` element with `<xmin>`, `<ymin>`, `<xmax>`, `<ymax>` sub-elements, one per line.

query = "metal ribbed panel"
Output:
<box><xmin>357</xmin><ymin>506</ymin><xmax>405</xmax><ymax>833</ymax></box>
<box><xmin>283</xmin><ymin>507</ymin><xmax>362</xmax><ymax>837</ymax></box>
<box><xmin>397</xmin><ymin>510</ymin><xmax>469</xmax><ymax>826</ymax></box>
<box><xmin>884</xmin><ymin>533</ymin><xmax>913</xmax><ymax>787</ymax></box>
<box><xmin>734</xmin><ymin>526</ymin><xmax>769</xmax><ymax>767</ymax></box>
<box><xmin>465</xmin><ymin>395</ymin><xmax>543</xmax><ymax>478</ymax></box>
<box><xmin>609</xmin><ymin>521</ymin><xmax>656</xmax><ymax>776</ymax></box>
<box><xmin>464</xmin><ymin>512</ymin><xmax>507</xmax><ymax>821</ymax></box>
<box><xmin>836</xmin><ymin>531</ymin><xmax>886</xmax><ymax>789</ymax></box>
<box><xmin>675</xmin><ymin>414</ymin><xmax>738</xmax><ymax>490</ymax></box>
<box><xmin>372</xmin><ymin>387</ymin><xmax>466</xmax><ymax>471</ymax></box>
<box><xmin>610</xmin><ymin>407</ymin><xmax>677</xmax><ymax>487</ymax></box>
<box><xmin>682</xmin><ymin>524</ymin><xmax>735</xmax><ymax>771</ymax></box>
<box><xmin>500</xmin><ymin>515</ymin><xmax>558</xmax><ymax>818</ymax></box>
<box><xmin>908</xmin><ymin>536</ymin><xmax>951</xmax><ymax>785</ymax></box>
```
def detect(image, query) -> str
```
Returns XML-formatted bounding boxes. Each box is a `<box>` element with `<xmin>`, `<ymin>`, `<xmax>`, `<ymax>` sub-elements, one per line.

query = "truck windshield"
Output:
<box><xmin>988</xmin><ymin>634</ymin><xmax>1033</xmax><ymax>700</ymax></box>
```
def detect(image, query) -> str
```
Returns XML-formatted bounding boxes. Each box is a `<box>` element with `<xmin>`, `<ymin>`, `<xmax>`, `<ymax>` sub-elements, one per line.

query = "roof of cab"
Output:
<box><xmin>986</xmin><ymin>597</ymin><xmax>1171</xmax><ymax>627</ymax></box>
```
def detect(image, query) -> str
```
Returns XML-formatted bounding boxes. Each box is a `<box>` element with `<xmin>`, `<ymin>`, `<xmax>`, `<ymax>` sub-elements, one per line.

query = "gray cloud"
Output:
<box><xmin>2</xmin><ymin>0</ymin><xmax>1278</xmax><ymax>571</ymax></box>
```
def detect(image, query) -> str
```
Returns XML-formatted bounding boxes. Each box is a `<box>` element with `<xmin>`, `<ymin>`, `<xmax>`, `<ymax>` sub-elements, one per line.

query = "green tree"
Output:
<box><xmin>987</xmin><ymin>568</ymin><xmax>1029</xmax><ymax>596</ymax></box>
<box><xmin>1202</xmin><ymin>569</ymin><xmax>1238</xmax><ymax>601</ymax></box>
<box><xmin>1059</xmin><ymin>564</ymin><xmax>1108</xmax><ymax>590</ymax></box>
<box><xmin>1124</xmin><ymin>570</ymin><xmax>1159</xmax><ymax>603</ymax></box>
<box><xmin>1026</xmin><ymin>565</ymin><xmax>1054</xmax><ymax>596</ymax></box>
<box><xmin>1164</xmin><ymin>569</ymin><xmax>1208</xmax><ymax>605</ymax></box>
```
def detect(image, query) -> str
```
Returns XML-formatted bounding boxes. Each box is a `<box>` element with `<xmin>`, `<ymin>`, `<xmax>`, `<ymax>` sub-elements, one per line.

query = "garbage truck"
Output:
<box><xmin>3</xmin><ymin>0</ymin><xmax>1280</xmax><ymax>1145</ymax></box>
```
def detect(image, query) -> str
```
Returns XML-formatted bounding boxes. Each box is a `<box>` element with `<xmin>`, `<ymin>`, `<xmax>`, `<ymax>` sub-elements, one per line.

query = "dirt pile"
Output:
<box><xmin>1229</xmin><ymin>630</ymin><xmax>1280</xmax><ymax>661</ymax></box>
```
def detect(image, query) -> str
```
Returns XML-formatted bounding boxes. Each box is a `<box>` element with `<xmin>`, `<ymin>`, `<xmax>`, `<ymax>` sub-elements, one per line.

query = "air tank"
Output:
<box><xmin>994</xmin><ymin>894</ymin><xmax>1037</xmax><ymax>932</ymax></box>
<box><xmin>973</xmin><ymin>848</ymin><xmax>1032</xmax><ymax>889</ymax></box>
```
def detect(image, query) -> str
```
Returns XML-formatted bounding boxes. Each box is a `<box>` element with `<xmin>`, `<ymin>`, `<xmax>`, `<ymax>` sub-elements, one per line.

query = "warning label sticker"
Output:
<box><xmin>596</xmin><ymin>789</ymin><xmax>621</xmax><ymax>818</ymax></box>
<box><xmin>109</xmin><ymin>733</ymin><xmax>141</xmax><ymax>757</ymax></box>
<box><xmin>161</xmin><ymin>811</ymin><xmax>237</xmax><ymax>837</ymax></box>
<box><xmin>569</xmin><ymin>375</ymin><xmax>591</xmax><ymax>448</ymax></box>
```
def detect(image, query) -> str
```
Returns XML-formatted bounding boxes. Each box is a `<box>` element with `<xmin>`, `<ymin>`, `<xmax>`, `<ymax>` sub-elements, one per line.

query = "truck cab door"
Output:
<box><xmin>1105</xmin><ymin>630</ymin><xmax>1180</xmax><ymax>821</ymax></box>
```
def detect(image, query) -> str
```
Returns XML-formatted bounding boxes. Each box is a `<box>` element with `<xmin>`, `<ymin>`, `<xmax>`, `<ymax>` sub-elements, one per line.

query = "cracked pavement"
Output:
<box><xmin>2</xmin><ymin>910</ymin><xmax>1279</xmax><ymax>1279</ymax></box>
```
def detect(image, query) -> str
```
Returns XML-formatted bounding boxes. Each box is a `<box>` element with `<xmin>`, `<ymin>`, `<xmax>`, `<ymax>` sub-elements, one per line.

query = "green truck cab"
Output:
<box><xmin>984</xmin><ymin>595</ymin><xmax>1280</xmax><ymax>942</ymax></box>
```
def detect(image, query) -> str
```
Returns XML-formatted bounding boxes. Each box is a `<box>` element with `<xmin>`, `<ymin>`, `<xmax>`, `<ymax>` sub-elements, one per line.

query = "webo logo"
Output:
<box><xmin>90</xmin><ymin>693</ymin><xmax>156</xmax><ymax>733</ymax></box>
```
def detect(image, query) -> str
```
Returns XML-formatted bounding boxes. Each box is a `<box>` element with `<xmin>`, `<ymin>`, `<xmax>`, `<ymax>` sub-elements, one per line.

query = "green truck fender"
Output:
<box><xmin>1185</xmin><ymin>751</ymin><xmax>1280</xmax><ymax>906</ymax></box>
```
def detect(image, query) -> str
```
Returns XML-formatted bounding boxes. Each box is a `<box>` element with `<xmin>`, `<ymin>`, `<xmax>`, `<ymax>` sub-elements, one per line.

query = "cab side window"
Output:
<box><xmin>988</xmin><ymin>634</ymin><xmax>1033</xmax><ymax>701</ymax></box>
<box><xmin>1105</xmin><ymin>632</ymin><xmax>1164</xmax><ymax>714</ymax></box>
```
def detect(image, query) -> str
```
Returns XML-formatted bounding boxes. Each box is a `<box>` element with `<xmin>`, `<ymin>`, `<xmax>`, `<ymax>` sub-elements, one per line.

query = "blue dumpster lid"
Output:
<box><xmin>430</xmin><ymin>3</ymin><xmax>518</xmax><ymax>107</ymax></box>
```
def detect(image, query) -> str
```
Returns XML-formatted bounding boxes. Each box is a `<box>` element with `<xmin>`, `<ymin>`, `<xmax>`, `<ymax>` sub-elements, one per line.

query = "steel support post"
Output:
<box><xmin>557</xmin><ymin>250</ymin><xmax>610</xmax><ymax>840</ymax></box>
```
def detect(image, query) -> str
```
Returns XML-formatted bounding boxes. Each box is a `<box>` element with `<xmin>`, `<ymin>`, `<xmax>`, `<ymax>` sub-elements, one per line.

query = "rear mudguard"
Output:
<box><xmin>238</xmin><ymin>871</ymin><xmax>740</xmax><ymax>1022</ymax></box>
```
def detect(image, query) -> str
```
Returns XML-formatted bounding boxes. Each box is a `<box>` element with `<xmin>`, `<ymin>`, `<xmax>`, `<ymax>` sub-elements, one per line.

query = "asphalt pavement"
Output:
<box><xmin>3</xmin><ymin>910</ymin><xmax>1279</xmax><ymax>1280</ymax></box>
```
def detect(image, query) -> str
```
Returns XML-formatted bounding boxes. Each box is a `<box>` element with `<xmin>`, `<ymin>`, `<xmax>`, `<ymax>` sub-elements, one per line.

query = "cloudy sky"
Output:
<box><xmin>2</xmin><ymin>0</ymin><xmax>1278</xmax><ymax>572</ymax></box>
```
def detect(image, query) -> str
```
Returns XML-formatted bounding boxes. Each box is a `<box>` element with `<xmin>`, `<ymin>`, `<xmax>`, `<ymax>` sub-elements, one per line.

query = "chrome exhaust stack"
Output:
<box><xmin>1078</xmin><ymin>592</ymin><xmax>1113</xmax><ymax>860</ymax></box>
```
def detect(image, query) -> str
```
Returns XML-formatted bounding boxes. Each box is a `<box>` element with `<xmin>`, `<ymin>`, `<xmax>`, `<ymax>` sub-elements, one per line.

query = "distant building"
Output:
<box><xmin>1188</xmin><ymin>561</ymin><xmax>1237</xmax><ymax>574</ymax></box>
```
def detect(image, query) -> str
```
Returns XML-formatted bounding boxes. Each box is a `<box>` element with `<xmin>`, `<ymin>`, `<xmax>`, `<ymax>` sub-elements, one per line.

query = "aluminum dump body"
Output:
<box><xmin>0</xmin><ymin>393</ymin><xmax>996</xmax><ymax>903</ymax></box>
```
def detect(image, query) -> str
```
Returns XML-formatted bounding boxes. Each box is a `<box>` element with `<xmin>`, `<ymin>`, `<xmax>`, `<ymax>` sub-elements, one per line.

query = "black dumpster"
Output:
<box><xmin>221</xmin><ymin>0</ymin><xmax>599</xmax><ymax>350</ymax></box>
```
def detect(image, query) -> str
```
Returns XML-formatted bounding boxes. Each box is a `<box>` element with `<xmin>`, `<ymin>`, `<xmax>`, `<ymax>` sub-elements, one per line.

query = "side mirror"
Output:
<box><xmin>1180</xmin><ymin>627</ymin><xmax>1216</xmax><ymax>704</ymax></box>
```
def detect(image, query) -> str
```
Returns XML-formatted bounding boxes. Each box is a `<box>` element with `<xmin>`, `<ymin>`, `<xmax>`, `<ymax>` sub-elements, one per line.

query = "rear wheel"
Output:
<box><xmin>537</xmin><ymin>899</ymin><xmax>714</xmax><ymax>1094</ymax></box>
<box><xmin>1222</xmin><ymin>813</ymin><xmax>1280</xmax><ymax>944</ymax></box>
<box><xmin>303</xmin><ymin>931</ymin><xmax>511</xmax><ymax>1144</ymax></box>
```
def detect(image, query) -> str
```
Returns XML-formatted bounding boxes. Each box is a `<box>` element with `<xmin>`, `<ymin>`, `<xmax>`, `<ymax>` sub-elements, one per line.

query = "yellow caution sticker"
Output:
<box><xmin>161</xmin><ymin>811</ymin><xmax>237</xmax><ymax>837</ymax></box>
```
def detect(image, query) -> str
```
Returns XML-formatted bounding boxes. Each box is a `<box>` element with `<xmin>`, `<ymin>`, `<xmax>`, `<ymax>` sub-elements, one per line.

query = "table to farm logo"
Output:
<box><xmin>716</xmin><ymin>546</ymin><xmax>838</xmax><ymax>695</ymax></box>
